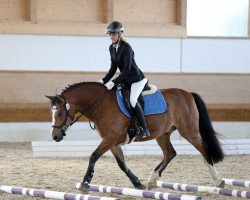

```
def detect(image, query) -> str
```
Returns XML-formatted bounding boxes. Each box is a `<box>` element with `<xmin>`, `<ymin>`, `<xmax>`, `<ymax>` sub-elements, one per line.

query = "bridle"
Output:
<box><xmin>51</xmin><ymin>95</ymin><xmax>74</xmax><ymax>136</ymax></box>
<box><xmin>51</xmin><ymin>90</ymin><xmax>108</xmax><ymax>135</ymax></box>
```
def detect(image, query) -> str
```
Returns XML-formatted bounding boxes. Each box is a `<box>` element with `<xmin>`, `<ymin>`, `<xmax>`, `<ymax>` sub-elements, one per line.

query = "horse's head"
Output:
<box><xmin>45</xmin><ymin>95</ymin><xmax>76</xmax><ymax>142</ymax></box>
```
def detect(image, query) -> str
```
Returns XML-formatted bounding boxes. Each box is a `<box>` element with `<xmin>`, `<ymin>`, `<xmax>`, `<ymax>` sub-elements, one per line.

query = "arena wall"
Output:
<box><xmin>0</xmin><ymin>35</ymin><xmax>250</xmax><ymax>73</ymax></box>
<box><xmin>0</xmin><ymin>0</ymin><xmax>249</xmax><ymax>142</ymax></box>
<box><xmin>0</xmin><ymin>35</ymin><xmax>250</xmax><ymax>124</ymax></box>
<box><xmin>0</xmin><ymin>0</ymin><xmax>186</xmax><ymax>37</ymax></box>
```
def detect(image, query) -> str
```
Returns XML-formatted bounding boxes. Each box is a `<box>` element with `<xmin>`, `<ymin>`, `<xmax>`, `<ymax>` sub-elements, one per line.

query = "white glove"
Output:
<box><xmin>105</xmin><ymin>82</ymin><xmax>115</xmax><ymax>90</ymax></box>
<box><xmin>99</xmin><ymin>79</ymin><xmax>104</xmax><ymax>84</ymax></box>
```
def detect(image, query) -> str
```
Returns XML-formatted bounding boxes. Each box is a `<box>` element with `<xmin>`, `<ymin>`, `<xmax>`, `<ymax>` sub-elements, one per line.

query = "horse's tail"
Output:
<box><xmin>191</xmin><ymin>92</ymin><xmax>224</xmax><ymax>164</ymax></box>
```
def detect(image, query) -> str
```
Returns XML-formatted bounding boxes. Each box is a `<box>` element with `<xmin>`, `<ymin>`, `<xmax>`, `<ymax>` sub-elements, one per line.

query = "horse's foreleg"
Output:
<box><xmin>77</xmin><ymin>137</ymin><xmax>115</xmax><ymax>192</ymax></box>
<box><xmin>147</xmin><ymin>133</ymin><xmax>176</xmax><ymax>190</ymax></box>
<box><xmin>110</xmin><ymin>146</ymin><xmax>146</xmax><ymax>190</ymax></box>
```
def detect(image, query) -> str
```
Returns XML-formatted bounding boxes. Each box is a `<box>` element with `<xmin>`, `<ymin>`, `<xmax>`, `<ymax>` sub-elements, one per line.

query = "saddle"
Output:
<box><xmin>116</xmin><ymin>84</ymin><xmax>167</xmax><ymax>143</ymax></box>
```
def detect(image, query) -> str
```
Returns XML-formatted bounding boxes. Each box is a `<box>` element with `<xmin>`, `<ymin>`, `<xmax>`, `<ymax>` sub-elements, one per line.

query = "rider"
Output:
<box><xmin>99</xmin><ymin>21</ymin><xmax>150</xmax><ymax>139</ymax></box>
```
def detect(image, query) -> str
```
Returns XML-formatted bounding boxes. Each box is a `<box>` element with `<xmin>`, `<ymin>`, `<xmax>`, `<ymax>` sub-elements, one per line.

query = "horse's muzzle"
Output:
<box><xmin>53</xmin><ymin>132</ymin><xmax>64</xmax><ymax>142</ymax></box>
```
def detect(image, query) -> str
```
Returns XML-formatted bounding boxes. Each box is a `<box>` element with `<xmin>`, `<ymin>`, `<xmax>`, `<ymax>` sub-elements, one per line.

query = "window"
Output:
<box><xmin>187</xmin><ymin>0</ymin><xmax>249</xmax><ymax>37</ymax></box>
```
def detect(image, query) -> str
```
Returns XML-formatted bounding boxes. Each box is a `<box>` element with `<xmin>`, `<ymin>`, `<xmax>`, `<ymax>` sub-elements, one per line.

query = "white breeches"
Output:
<box><xmin>130</xmin><ymin>78</ymin><xmax>148</xmax><ymax>108</ymax></box>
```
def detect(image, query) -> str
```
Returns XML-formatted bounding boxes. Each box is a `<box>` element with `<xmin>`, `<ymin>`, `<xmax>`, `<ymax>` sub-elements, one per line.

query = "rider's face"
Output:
<box><xmin>109</xmin><ymin>33</ymin><xmax>119</xmax><ymax>44</ymax></box>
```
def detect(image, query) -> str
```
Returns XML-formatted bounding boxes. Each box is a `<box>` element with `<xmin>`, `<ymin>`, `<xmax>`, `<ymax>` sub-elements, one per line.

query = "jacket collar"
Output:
<box><xmin>112</xmin><ymin>41</ymin><xmax>124</xmax><ymax>62</ymax></box>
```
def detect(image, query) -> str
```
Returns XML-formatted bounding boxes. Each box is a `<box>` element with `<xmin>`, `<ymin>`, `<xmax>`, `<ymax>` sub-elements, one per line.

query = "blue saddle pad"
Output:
<box><xmin>116</xmin><ymin>90</ymin><xmax>167</xmax><ymax>118</ymax></box>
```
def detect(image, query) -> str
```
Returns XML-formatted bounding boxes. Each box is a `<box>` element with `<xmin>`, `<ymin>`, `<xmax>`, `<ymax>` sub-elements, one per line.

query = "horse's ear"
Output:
<box><xmin>45</xmin><ymin>95</ymin><xmax>55</xmax><ymax>100</ymax></box>
<box><xmin>45</xmin><ymin>95</ymin><xmax>64</xmax><ymax>105</ymax></box>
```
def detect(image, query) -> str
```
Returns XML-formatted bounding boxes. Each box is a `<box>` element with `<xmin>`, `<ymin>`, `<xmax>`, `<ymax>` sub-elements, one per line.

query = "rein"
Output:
<box><xmin>70</xmin><ymin>89</ymin><xmax>109</xmax><ymax>127</ymax></box>
<box><xmin>53</xmin><ymin>89</ymin><xmax>109</xmax><ymax>131</ymax></box>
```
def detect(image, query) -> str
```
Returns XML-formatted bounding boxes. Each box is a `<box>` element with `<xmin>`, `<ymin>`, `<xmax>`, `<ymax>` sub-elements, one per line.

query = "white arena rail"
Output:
<box><xmin>32</xmin><ymin>139</ymin><xmax>250</xmax><ymax>157</ymax></box>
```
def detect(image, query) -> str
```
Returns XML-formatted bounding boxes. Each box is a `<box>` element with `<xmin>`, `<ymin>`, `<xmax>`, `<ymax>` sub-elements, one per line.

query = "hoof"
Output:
<box><xmin>146</xmin><ymin>181</ymin><xmax>157</xmax><ymax>190</ymax></box>
<box><xmin>216</xmin><ymin>180</ymin><xmax>225</xmax><ymax>188</ymax></box>
<box><xmin>135</xmin><ymin>184</ymin><xmax>146</xmax><ymax>190</ymax></box>
<box><xmin>75</xmin><ymin>182</ymin><xmax>90</xmax><ymax>193</ymax></box>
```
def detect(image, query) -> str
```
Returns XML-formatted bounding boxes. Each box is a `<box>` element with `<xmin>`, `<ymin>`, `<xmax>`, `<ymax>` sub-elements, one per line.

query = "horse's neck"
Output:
<box><xmin>64</xmin><ymin>84</ymin><xmax>108</xmax><ymax>120</ymax></box>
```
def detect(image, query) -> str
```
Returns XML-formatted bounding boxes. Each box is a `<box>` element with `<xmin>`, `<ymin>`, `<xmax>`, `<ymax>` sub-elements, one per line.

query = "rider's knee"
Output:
<box><xmin>130</xmin><ymin>97</ymin><xmax>137</xmax><ymax>108</ymax></box>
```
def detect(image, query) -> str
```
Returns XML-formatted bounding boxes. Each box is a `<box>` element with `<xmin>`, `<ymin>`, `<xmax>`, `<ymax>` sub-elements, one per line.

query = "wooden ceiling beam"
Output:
<box><xmin>176</xmin><ymin>0</ymin><xmax>187</xmax><ymax>27</ymax></box>
<box><xmin>26</xmin><ymin>0</ymin><xmax>37</xmax><ymax>23</ymax></box>
<box><xmin>107</xmin><ymin>0</ymin><xmax>114</xmax><ymax>23</ymax></box>
<box><xmin>248</xmin><ymin>0</ymin><xmax>250</xmax><ymax>37</ymax></box>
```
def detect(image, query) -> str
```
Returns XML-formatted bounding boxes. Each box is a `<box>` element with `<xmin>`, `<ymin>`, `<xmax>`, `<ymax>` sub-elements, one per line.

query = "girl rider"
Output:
<box><xmin>99</xmin><ymin>21</ymin><xmax>150</xmax><ymax>139</ymax></box>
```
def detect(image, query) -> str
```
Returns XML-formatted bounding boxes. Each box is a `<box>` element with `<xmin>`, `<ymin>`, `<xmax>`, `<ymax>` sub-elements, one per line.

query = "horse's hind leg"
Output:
<box><xmin>179</xmin><ymin>127</ymin><xmax>224</xmax><ymax>187</ymax></box>
<box><xmin>110</xmin><ymin>146</ymin><xmax>146</xmax><ymax>190</ymax></box>
<box><xmin>189</xmin><ymin>137</ymin><xmax>224</xmax><ymax>187</ymax></box>
<box><xmin>147</xmin><ymin>132</ymin><xmax>176</xmax><ymax>190</ymax></box>
<box><xmin>205</xmin><ymin>160</ymin><xmax>225</xmax><ymax>187</ymax></box>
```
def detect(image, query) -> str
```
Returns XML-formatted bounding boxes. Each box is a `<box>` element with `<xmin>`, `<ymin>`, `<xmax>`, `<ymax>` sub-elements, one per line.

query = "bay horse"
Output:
<box><xmin>46</xmin><ymin>82</ymin><xmax>225</xmax><ymax>191</ymax></box>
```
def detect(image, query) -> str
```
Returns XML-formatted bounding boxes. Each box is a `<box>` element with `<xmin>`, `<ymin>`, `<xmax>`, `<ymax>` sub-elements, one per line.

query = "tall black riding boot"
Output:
<box><xmin>134</xmin><ymin>102</ymin><xmax>150</xmax><ymax>138</ymax></box>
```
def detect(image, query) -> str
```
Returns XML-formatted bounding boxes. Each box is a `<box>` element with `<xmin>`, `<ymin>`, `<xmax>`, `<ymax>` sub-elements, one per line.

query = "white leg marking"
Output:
<box><xmin>206</xmin><ymin>163</ymin><xmax>223</xmax><ymax>186</ymax></box>
<box><xmin>147</xmin><ymin>169</ymin><xmax>160</xmax><ymax>189</ymax></box>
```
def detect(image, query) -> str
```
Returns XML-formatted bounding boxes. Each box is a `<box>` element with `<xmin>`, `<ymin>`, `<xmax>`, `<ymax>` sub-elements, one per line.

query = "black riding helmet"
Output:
<box><xmin>106</xmin><ymin>21</ymin><xmax>124</xmax><ymax>34</ymax></box>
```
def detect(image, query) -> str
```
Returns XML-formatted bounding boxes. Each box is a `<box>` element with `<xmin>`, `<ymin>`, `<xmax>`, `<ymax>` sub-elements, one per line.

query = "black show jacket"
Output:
<box><xmin>102</xmin><ymin>40</ymin><xmax>145</xmax><ymax>86</ymax></box>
